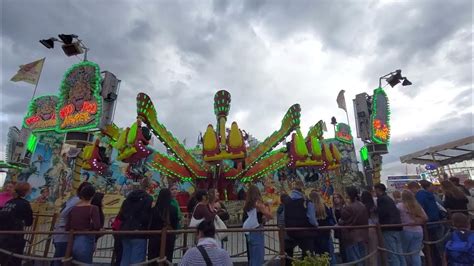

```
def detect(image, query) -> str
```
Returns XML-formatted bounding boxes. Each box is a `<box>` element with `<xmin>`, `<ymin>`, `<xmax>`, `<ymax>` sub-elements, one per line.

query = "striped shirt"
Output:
<box><xmin>179</xmin><ymin>237</ymin><xmax>232</xmax><ymax>266</ymax></box>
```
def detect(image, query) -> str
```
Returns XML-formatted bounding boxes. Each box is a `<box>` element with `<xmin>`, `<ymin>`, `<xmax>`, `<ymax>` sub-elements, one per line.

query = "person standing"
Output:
<box><xmin>190</xmin><ymin>190</ymin><xmax>215</xmax><ymax>224</ymax></box>
<box><xmin>242</xmin><ymin>185</ymin><xmax>272</xmax><ymax>266</ymax></box>
<box><xmin>416</xmin><ymin>180</ymin><xmax>443</xmax><ymax>266</ymax></box>
<box><xmin>0</xmin><ymin>182</ymin><xmax>15</xmax><ymax>208</ymax></box>
<box><xmin>284</xmin><ymin>181</ymin><xmax>318</xmax><ymax>262</ymax></box>
<box><xmin>0</xmin><ymin>182</ymin><xmax>33</xmax><ymax>266</ymax></box>
<box><xmin>397</xmin><ymin>190</ymin><xmax>427</xmax><ymax>266</ymax></box>
<box><xmin>169</xmin><ymin>183</ymin><xmax>183</xmax><ymax>229</ymax></box>
<box><xmin>338</xmin><ymin>186</ymin><xmax>368</xmax><ymax>266</ymax></box>
<box><xmin>148</xmin><ymin>188</ymin><xmax>180</xmax><ymax>265</ymax></box>
<box><xmin>361</xmin><ymin>190</ymin><xmax>379</xmax><ymax>266</ymax></box>
<box><xmin>309</xmin><ymin>191</ymin><xmax>336</xmax><ymax>263</ymax></box>
<box><xmin>441</xmin><ymin>180</ymin><xmax>469</xmax><ymax>215</ymax></box>
<box><xmin>448</xmin><ymin>177</ymin><xmax>471</xmax><ymax>196</ymax></box>
<box><xmin>332</xmin><ymin>192</ymin><xmax>346</xmax><ymax>262</ymax></box>
<box><xmin>208</xmin><ymin>188</ymin><xmax>229</xmax><ymax>222</ymax></box>
<box><xmin>374</xmin><ymin>183</ymin><xmax>406</xmax><ymax>266</ymax></box>
<box><xmin>66</xmin><ymin>185</ymin><xmax>102</xmax><ymax>264</ymax></box>
<box><xmin>118</xmin><ymin>182</ymin><xmax>153</xmax><ymax>266</ymax></box>
<box><xmin>52</xmin><ymin>182</ymin><xmax>92</xmax><ymax>265</ymax></box>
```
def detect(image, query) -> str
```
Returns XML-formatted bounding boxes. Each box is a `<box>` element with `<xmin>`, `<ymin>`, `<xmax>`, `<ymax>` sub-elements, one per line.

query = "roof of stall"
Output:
<box><xmin>400</xmin><ymin>136</ymin><xmax>474</xmax><ymax>166</ymax></box>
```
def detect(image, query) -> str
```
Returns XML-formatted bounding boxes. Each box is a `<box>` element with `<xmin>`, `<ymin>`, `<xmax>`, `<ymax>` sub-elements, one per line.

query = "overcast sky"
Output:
<box><xmin>1</xmin><ymin>0</ymin><xmax>472</xmax><ymax>181</ymax></box>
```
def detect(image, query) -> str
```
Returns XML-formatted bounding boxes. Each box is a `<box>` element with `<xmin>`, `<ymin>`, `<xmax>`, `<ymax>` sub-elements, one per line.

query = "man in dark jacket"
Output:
<box><xmin>118</xmin><ymin>182</ymin><xmax>153</xmax><ymax>266</ymax></box>
<box><xmin>374</xmin><ymin>183</ymin><xmax>406</xmax><ymax>266</ymax></box>
<box><xmin>0</xmin><ymin>182</ymin><xmax>33</xmax><ymax>266</ymax></box>
<box><xmin>416</xmin><ymin>180</ymin><xmax>443</xmax><ymax>266</ymax></box>
<box><xmin>338</xmin><ymin>186</ymin><xmax>368</xmax><ymax>266</ymax></box>
<box><xmin>284</xmin><ymin>180</ymin><xmax>317</xmax><ymax>263</ymax></box>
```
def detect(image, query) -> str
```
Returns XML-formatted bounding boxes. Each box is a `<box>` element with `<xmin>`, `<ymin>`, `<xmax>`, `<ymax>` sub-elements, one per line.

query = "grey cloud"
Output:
<box><xmin>1</xmin><ymin>0</ymin><xmax>472</xmax><ymax>179</ymax></box>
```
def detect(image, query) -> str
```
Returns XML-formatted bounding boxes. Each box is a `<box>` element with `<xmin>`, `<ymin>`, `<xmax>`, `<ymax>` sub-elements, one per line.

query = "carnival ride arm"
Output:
<box><xmin>147</xmin><ymin>152</ymin><xmax>194</xmax><ymax>181</ymax></box>
<box><xmin>242</xmin><ymin>104</ymin><xmax>301</xmax><ymax>174</ymax></box>
<box><xmin>237</xmin><ymin>150</ymin><xmax>288</xmax><ymax>182</ymax></box>
<box><xmin>136</xmin><ymin>93</ymin><xmax>207</xmax><ymax>178</ymax></box>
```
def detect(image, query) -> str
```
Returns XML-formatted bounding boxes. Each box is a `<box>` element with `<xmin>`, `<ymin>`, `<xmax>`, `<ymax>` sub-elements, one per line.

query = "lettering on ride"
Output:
<box><xmin>60</xmin><ymin>102</ymin><xmax>97</xmax><ymax>129</ymax></box>
<box><xmin>373</xmin><ymin>119</ymin><xmax>389</xmax><ymax>142</ymax></box>
<box><xmin>27</xmin><ymin>116</ymin><xmax>56</xmax><ymax>129</ymax></box>
<box><xmin>61</xmin><ymin>110</ymin><xmax>94</xmax><ymax>128</ymax></box>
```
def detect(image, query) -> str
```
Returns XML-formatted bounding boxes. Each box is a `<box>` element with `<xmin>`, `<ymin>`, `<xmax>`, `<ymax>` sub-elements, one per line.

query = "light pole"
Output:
<box><xmin>354</xmin><ymin>69</ymin><xmax>412</xmax><ymax>186</ymax></box>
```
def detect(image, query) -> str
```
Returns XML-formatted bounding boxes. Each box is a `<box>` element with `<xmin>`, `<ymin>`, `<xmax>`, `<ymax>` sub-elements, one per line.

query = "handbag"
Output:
<box><xmin>214</xmin><ymin>214</ymin><xmax>228</xmax><ymax>241</ymax></box>
<box><xmin>111</xmin><ymin>216</ymin><xmax>122</xmax><ymax>231</ymax></box>
<box><xmin>189</xmin><ymin>204</ymin><xmax>205</xmax><ymax>227</ymax></box>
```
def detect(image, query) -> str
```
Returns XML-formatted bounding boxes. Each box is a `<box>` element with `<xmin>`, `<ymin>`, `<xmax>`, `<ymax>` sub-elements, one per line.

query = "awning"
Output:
<box><xmin>400</xmin><ymin>136</ymin><xmax>474</xmax><ymax>166</ymax></box>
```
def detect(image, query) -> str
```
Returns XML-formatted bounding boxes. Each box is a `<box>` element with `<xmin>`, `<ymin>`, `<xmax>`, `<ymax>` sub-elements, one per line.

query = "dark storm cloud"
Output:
<box><xmin>1</xmin><ymin>0</ymin><xmax>472</xmax><ymax>176</ymax></box>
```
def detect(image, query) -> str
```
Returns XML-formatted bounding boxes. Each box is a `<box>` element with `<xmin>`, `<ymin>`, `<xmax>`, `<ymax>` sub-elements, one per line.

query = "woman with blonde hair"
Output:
<box><xmin>396</xmin><ymin>190</ymin><xmax>427</xmax><ymax>266</ymax></box>
<box><xmin>441</xmin><ymin>180</ymin><xmax>469</xmax><ymax>215</ymax></box>
<box><xmin>309</xmin><ymin>190</ymin><xmax>336</xmax><ymax>262</ymax></box>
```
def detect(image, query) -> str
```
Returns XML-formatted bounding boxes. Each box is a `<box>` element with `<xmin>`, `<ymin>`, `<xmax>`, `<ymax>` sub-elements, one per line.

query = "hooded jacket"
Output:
<box><xmin>416</xmin><ymin>189</ymin><xmax>441</xmax><ymax>223</ymax></box>
<box><xmin>119</xmin><ymin>189</ymin><xmax>153</xmax><ymax>235</ymax></box>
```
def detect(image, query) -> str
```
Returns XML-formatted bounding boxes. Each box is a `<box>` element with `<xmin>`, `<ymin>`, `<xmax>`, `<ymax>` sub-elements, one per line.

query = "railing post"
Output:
<box><xmin>27</xmin><ymin>214</ymin><xmax>40</xmax><ymax>255</ymax></box>
<box><xmin>278</xmin><ymin>226</ymin><xmax>286</xmax><ymax>266</ymax></box>
<box><xmin>182</xmin><ymin>229</ymin><xmax>188</xmax><ymax>255</ymax></box>
<box><xmin>422</xmin><ymin>223</ymin><xmax>433</xmax><ymax>266</ymax></box>
<box><xmin>44</xmin><ymin>213</ymin><xmax>58</xmax><ymax>258</ymax></box>
<box><xmin>375</xmin><ymin>223</ymin><xmax>388</xmax><ymax>266</ymax></box>
<box><xmin>64</xmin><ymin>231</ymin><xmax>74</xmax><ymax>266</ymax></box>
<box><xmin>159</xmin><ymin>228</ymin><xmax>168</xmax><ymax>266</ymax></box>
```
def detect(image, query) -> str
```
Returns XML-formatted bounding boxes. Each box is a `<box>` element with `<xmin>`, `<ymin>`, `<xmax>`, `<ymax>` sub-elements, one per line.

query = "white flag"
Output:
<box><xmin>336</xmin><ymin>90</ymin><xmax>347</xmax><ymax>112</ymax></box>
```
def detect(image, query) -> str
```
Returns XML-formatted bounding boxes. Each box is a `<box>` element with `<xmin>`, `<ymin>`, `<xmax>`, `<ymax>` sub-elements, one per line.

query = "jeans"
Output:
<box><xmin>383</xmin><ymin>231</ymin><xmax>406</xmax><ymax>266</ymax></box>
<box><xmin>121</xmin><ymin>238</ymin><xmax>147</xmax><ymax>266</ymax></box>
<box><xmin>246</xmin><ymin>231</ymin><xmax>265</xmax><ymax>266</ymax></box>
<box><xmin>72</xmin><ymin>235</ymin><xmax>95</xmax><ymax>265</ymax></box>
<box><xmin>345</xmin><ymin>241</ymin><xmax>366</xmax><ymax>266</ymax></box>
<box><xmin>401</xmin><ymin>230</ymin><xmax>423</xmax><ymax>266</ymax></box>
<box><xmin>53</xmin><ymin>241</ymin><xmax>68</xmax><ymax>266</ymax></box>
<box><xmin>428</xmin><ymin>226</ymin><xmax>444</xmax><ymax>266</ymax></box>
<box><xmin>284</xmin><ymin>237</ymin><xmax>316</xmax><ymax>265</ymax></box>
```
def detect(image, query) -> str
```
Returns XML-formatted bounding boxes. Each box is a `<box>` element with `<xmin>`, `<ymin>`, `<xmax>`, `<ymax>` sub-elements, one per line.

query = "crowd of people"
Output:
<box><xmin>0</xmin><ymin>176</ymin><xmax>472</xmax><ymax>265</ymax></box>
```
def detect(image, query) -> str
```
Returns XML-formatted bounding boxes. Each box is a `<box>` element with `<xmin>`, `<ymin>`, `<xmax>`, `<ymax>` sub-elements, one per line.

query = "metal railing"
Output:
<box><xmin>0</xmin><ymin>210</ymin><xmax>471</xmax><ymax>265</ymax></box>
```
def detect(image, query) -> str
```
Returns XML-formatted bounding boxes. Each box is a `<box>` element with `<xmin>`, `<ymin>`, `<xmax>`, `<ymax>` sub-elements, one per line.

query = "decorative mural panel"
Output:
<box><xmin>23</xmin><ymin>95</ymin><xmax>58</xmax><ymax>132</ymax></box>
<box><xmin>57</xmin><ymin>61</ymin><xmax>102</xmax><ymax>132</ymax></box>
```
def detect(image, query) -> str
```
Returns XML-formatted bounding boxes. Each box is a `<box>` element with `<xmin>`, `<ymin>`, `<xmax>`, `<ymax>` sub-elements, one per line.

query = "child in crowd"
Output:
<box><xmin>445</xmin><ymin>213</ymin><xmax>474</xmax><ymax>266</ymax></box>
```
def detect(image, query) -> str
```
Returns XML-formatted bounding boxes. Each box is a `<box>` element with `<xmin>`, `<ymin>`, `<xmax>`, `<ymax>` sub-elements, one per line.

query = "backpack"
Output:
<box><xmin>445</xmin><ymin>230</ymin><xmax>474</xmax><ymax>264</ymax></box>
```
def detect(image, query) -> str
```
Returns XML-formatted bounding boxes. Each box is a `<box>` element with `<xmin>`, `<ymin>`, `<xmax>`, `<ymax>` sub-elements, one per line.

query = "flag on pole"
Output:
<box><xmin>336</xmin><ymin>89</ymin><xmax>347</xmax><ymax>112</ymax></box>
<box><xmin>10</xmin><ymin>58</ymin><xmax>45</xmax><ymax>85</ymax></box>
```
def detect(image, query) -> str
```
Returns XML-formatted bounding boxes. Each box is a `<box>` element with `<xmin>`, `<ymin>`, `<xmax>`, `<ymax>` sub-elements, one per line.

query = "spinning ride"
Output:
<box><xmin>96</xmin><ymin>90</ymin><xmax>342</xmax><ymax>199</ymax></box>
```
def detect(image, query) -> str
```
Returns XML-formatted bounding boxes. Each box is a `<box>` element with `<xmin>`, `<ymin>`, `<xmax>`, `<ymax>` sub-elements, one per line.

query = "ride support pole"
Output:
<box><xmin>278</xmin><ymin>226</ymin><xmax>286</xmax><ymax>266</ymax></box>
<box><xmin>376</xmin><ymin>223</ymin><xmax>388</xmax><ymax>266</ymax></box>
<box><xmin>422</xmin><ymin>223</ymin><xmax>433</xmax><ymax>266</ymax></box>
<box><xmin>159</xmin><ymin>228</ymin><xmax>168</xmax><ymax>266</ymax></box>
<box><xmin>43</xmin><ymin>213</ymin><xmax>58</xmax><ymax>258</ymax></box>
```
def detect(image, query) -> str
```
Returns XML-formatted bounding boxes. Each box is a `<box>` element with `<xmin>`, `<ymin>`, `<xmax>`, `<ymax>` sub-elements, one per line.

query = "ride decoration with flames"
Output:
<box><xmin>23</xmin><ymin>95</ymin><xmax>58</xmax><ymax>132</ymax></box>
<box><xmin>56</xmin><ymin>61</ymin><xmax>102</xmax><ymax>132</ymax></box>
<box><xmin>371</xmin><ymin>87</ymin><xmax>391</xmax><ymax>144</ymax></box>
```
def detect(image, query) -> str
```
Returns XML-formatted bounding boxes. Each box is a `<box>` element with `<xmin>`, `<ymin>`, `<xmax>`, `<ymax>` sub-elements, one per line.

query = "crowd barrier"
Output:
<box><xmin>0</xmin><ymin>210</ymin><xmax>472</xmax><ymax>265</ymax></box>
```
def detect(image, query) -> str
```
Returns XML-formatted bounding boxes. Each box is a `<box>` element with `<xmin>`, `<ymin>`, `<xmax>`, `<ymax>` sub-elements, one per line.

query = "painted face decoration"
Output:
<box><xmin>69</xmin><ymin>80</ymin><xmax>92</xmax><ymax>112</ymax></box>
<box><xmin>36</xmin><ymin>98</ymin><xmax>56</xmax><ymax>121</ymax></box>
